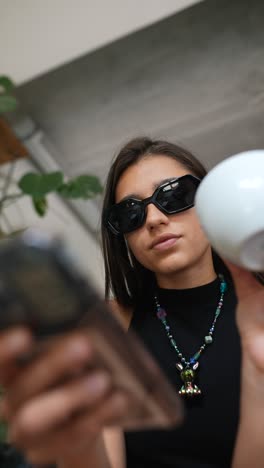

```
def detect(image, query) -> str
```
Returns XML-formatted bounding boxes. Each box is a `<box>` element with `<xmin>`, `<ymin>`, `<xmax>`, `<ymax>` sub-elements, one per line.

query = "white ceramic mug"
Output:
<box><xmin>195</xmin><ymin>150</ymin><xmax>264</xmax><ymax>271</ymax></box>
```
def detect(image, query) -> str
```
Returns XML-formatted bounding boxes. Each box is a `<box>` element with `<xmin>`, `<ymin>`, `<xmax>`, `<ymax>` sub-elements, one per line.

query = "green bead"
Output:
<box><xmin>205</xmin><ymin>335</ymin><xmax>213</xmax><ymax>344</ymax></box>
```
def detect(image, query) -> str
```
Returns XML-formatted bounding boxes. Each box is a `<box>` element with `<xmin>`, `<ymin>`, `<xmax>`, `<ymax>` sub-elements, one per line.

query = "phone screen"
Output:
<box><xmin>11</xmin><ymin>263</ymin><xmax>80</xmax><ymax>323</ymax></box>
<box><xmin>0</xmin><ymin>243</ymin><xmax>90</xmax><ymax>333</ymax></box>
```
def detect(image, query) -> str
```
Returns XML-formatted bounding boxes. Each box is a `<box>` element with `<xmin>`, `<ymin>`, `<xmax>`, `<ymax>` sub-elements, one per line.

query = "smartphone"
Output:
<box><xmin>0</xmin><ymin>230</ymin><xmax>183</xmax><ymax>430</ymax></box>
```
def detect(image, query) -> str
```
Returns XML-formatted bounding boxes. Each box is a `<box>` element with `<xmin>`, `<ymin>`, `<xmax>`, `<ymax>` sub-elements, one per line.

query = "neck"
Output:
<box><xmin>156</xmin><ymin>253</ymin><xmax>217</xmax><ymax>290</ymax></box>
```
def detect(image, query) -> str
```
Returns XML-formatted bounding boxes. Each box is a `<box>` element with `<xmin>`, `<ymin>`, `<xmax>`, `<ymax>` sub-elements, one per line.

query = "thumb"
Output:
<box><xmin>222</xmin><ymin>259</ymin><xmax>263</xmax><ymax>300</ymax></box>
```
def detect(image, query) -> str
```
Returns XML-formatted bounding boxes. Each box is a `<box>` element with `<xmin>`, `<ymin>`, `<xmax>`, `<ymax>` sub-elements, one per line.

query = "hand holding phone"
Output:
<box><xmin>0</xmin><ymin>230</ymin><xmax>183</xmax><ymax>432</ymax></box>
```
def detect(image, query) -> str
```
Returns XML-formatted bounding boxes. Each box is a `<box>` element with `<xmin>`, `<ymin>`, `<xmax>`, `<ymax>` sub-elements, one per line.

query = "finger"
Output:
<box><xmin>0</xmin><ymin>327</ymin><xmax>34</xmax><ymax>385</ymax></box>
<box><xmin>12</xmin><ymin>392</ymin><xmax>130</xmax><ymax>465</ymax></box>
<box><xmin>8</xmin><ymin>370</ymin><xmax>111</xmax><ymax>439</ymax></box>
<box><xmin>4</xmin><ymin>332</ymin><xmax>95</xmax><ymax>415</ymax></box>
<box><xmin>222</xmin><ymin>259</ymin><xmax>263</xmax><ymax>300</ymax></box>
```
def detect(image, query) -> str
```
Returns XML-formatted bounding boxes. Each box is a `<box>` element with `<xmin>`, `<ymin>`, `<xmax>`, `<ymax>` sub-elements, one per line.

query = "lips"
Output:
<box><xmin>150</xmin><ymin>234</ymin><xmax>181</xmax><ymax>250</ymax></box>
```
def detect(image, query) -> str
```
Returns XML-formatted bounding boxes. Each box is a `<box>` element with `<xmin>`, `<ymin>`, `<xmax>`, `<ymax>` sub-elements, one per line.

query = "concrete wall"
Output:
<box><xmin>17</xmin><ymin>0</ymin><xmax>264</xmax><ymax>184</ymax></box>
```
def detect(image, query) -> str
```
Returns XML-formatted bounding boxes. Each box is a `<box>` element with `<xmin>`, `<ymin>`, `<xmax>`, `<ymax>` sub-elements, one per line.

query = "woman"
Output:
<box><xmin>0</xmin><ymin>137</ymin><xmax>263</xmax><ymax>468</ymax></box>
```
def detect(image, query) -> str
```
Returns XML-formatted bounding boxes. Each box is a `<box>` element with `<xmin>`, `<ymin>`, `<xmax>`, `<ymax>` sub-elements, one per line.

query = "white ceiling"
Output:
<box><xmin>1</xmin><ymin>0</ymin><xmax>203</xmax><ymax>85</ymax></box>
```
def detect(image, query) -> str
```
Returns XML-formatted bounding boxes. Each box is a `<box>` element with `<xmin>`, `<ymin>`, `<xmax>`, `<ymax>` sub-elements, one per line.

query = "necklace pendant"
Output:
<box><xmin>176</xmin><ymin>362</ymin><xmax>201</xmax><ymax>397</ymax></box>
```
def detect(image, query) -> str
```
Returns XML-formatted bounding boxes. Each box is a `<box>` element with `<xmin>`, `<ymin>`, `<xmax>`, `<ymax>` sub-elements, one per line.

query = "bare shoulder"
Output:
<box><xmin>108</xmin><ymin>299</ymin><xmax>133</xmax><ymax>331</ymax></box>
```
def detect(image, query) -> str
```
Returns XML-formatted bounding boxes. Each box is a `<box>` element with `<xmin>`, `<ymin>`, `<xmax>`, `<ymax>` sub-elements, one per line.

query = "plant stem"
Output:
<box><xmin>1</xmin><ymin>162</ymin><xmax>16</xmax><ymax>200</ymax></box>
<box><xmin>0</xmin><ymin>193</ymin><xmax>24</xmax><ymax>213</ymax></box>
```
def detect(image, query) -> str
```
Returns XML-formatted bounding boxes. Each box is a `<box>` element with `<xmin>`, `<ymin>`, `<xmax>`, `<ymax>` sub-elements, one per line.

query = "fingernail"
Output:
<box><xmin>68</xmin><ymin>338</ymin><xmax>91</xmax><ymax>359</ymax></box>
<box><xmin>8</xmin><ymin>330</ymin><xmax>32</xmax><ymax>352</ymax></box>
<box><xmin>85</xmin><ymin>374</ymin><xmax>110</xmax><ymax>394</ymax></box>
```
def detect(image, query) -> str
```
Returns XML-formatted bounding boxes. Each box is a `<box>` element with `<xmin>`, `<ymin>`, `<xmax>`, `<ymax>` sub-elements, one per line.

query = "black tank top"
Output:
<box><xmin>124</xmin><ymin>277</ymin><xmax>241</xmax><ymax>468</ymax></box>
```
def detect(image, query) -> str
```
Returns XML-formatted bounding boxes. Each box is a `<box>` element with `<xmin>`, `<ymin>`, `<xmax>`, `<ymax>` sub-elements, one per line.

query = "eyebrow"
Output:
<box><xmin>119</xmin><ymin>177</ymin><xmax>178</xmax><ymax>202</ymax></box>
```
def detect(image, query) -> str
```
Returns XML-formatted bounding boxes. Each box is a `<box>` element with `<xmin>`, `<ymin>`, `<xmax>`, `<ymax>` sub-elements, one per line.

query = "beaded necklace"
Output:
<box><xmin>154</xmin><ymin>274</ymin><xmax>227</xmax><ymax>397</ymax></box>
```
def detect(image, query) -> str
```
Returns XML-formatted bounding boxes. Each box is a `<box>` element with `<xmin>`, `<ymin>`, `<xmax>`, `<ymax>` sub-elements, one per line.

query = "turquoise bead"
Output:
<box><xmin>205</xmin><ymin>335</ymin><xmax>213</xmax><ymax>344</ymax></box>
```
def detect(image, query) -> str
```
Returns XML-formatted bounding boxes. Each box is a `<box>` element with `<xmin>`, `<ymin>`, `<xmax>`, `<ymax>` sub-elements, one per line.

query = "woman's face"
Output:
<box><xmin>115</xmin><ymin>155</ymin><xmax>213</xmax><ymax>286</ymax></box>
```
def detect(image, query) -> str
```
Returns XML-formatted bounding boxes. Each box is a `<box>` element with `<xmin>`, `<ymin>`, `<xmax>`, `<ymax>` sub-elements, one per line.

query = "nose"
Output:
<box><xmin>145</xmin><ymin>203</ymin><xmax>169</xmax><ymax>230</ymax></box>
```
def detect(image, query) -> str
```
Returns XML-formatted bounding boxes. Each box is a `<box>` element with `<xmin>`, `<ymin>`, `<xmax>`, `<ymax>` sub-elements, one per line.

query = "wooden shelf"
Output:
<box><xmin>0</xmin><ymin>117</ymin><xmax>28</xmax><ymax>165</ymax></box>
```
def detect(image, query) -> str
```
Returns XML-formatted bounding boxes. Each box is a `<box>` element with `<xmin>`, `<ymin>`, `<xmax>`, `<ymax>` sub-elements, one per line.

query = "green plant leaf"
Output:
<box><xmin>0</xmin><ymin>94</ymin><xmax>17</xmax><ymax>113</ymax></box>
<box><xmin>58</xmin><ymin>175</ymin><xmax>103</xmax><ymax>199</ymax></box>
<box><xmin>32</xmin><ymin>196</ymin><xmax>48</xmax><ymax>216</ymax></box>
<box><xmin>0</xmin><ymin>76</ymin><xmax>15</xmax><ymax>93</ymax></box>
<box><xmin>18</xmin><ymin>172</ymin><xmax>64</xmax><ymax>197</ymax></box>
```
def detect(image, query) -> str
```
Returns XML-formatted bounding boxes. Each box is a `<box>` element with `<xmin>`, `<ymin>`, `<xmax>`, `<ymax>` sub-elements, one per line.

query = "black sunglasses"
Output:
<box><xmin>104</xmin><ymin>174</ymin><xmax>201</xmax><ymax>235</ymax></box>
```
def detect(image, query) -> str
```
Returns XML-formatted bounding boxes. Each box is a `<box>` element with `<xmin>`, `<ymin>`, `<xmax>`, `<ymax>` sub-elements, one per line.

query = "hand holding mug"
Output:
<box><xmin>195</xmin><ymin>150</ymin><xmax>264</xmax><ymax>271</ymax></box>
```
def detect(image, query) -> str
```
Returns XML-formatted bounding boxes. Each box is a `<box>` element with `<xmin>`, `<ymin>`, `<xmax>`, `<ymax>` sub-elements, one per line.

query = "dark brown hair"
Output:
<box><xmin>101</xmin><ymin>137</ymin><xmax>209</xmax><ymax>308</ymax></box>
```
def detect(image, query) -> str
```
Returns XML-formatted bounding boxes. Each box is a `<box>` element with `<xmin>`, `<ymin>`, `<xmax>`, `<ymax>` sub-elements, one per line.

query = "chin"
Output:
<box><xmin>151</xmin><ymin>253</ymin><xmax>191</xmax><ymax>276</ymax></box>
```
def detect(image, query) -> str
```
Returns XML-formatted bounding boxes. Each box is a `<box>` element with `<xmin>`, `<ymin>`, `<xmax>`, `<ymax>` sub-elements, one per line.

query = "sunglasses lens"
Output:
<box><xmin>156</xmin><ymin>176</ymin><xmax>199</xmax><ymax>212</ymax></box>
<box><xmin>106</xmin><ymin>175</ymin><xmax>200</xmax><ymax>235</ymax></box>
<box><xmin>108</xmin><ymin>200</ymin><xmax>144</xmax><ymax>234</ymax></box>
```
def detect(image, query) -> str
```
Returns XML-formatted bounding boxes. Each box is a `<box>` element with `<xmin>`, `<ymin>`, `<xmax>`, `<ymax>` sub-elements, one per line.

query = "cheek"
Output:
<box><xmin>126</xmin><ymin>231</ymin><xmax>146</xmax><ymax>263</ymax></box>
<box><xmin>126</xmin><ymin>230</ymin><xmax>156</xmax><ymax>270</ymax></box>
<box><xmin>187</xmin><ymin>211</ymin><xmax>209</xmax><ymax>245</ymax></box>
<box><xmin>128</xmin><ymin>241</ymin><xmax>157</xmax><ymax>271</ymax></box>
